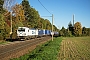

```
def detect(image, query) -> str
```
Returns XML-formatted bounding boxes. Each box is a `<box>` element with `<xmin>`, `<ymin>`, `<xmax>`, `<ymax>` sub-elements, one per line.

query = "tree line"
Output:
<box><xmin>0</xmin><ymin>0</ymin><xmax>58</xmax><ymax>40</ymax></box>
<box><xmin>59</xmin><ymin>21</ymin><xmax>90</xmax><ymax>37</ymax></box>
<box><xmin>0</xmin><ymin>0</ymin><xmax>90</xmax><ymax>40</ymax></box>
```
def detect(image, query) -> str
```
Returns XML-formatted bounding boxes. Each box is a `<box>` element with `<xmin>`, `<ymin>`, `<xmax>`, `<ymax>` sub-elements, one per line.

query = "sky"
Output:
<box><xmin>16</xmin><ymin>0</ymin><xmax>90</xmax><ymax>29</ymax></box>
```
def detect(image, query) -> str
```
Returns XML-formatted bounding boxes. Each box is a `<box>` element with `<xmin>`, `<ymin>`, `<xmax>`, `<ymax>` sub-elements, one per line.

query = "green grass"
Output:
<box><xmin>0</xmin><ymin>41</ymin><xmax>9</xmax><ymax>44</ymax></box>
<box><xmin>11</xmin><ymin>37</ymin><xmax>62</xmax><ymax>60</ymax></box>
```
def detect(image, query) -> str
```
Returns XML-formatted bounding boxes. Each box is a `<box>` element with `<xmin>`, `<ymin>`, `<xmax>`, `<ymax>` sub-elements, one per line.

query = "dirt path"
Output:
<box><xmin>58</xmin><ymin>37</ymin><xmax>90</xmax><ymax>60</ymax></box>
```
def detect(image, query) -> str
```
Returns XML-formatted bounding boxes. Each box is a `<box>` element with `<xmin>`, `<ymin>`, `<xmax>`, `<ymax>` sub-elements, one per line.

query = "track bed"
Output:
<box><xmin>0</xmin><ymin>36</ymin><xmax>51</xmax><ymax>60</ymax></box>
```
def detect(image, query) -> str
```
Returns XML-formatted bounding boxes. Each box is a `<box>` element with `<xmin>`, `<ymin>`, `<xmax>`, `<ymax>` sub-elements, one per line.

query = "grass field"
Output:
<box><xmin>11</xmin><ymin>37</ymin><xmax>62</xmax><ymax>60</ymax></box>
<box><xmin>58</xmin><ymin>37</ymin><xmax>90</xmax><ymax>60</ymax></box>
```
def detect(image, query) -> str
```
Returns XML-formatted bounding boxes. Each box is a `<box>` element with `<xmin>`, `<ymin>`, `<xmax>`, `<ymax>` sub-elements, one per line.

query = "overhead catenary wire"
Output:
<box><xmin>38</xmin><ymin>0</ymin><xmax>54</xmax><ymax>41</ymax></box>
<box><xmin>38</xmin><ymin>0</ymin><xmax>52</xmax><ymax>15</ymax></box>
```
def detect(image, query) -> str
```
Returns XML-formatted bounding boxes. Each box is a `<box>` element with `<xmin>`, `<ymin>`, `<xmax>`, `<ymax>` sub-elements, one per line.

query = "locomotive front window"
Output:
<box><xmin>18</xmin><ymin>28</ymin><xmax>25</xmax><ymax>32</ymax></box>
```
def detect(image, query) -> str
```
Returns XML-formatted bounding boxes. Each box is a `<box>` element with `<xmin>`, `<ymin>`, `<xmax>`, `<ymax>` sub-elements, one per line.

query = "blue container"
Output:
<box><xmin>38</xmin><ymin>29</ymin><xmax>45</xmax><ymax>36</ymax></box>
<box><xmin>45</xmin><ymin>30</ymin><xmax>51</xmax><ymax>35</ymax></box>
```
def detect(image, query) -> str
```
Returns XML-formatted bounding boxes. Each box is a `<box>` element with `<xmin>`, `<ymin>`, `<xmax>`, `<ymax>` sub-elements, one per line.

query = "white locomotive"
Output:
<box><xmin>17</xmin><ymin>27</ymin><xmax>38</xmax><ymax>40</ymax></box>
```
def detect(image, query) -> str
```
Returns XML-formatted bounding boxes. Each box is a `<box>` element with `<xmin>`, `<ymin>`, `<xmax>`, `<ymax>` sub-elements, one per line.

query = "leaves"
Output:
<box><xmin>12</xmin><ymin>4</ymin><xmax>25</xmax><ymax>22</ymax></box>
<box><xmin>74</xmin><ymin>22</ymin><xmax>82</xmax><ymax>36</ymax></box>
<box><xmin>82</xmin><ymin>27</ymin><xmax>90</xmax><ymax>36</ymax></box>
<box><xmin>68</xmin><ymin>21</ymin><xmax>74</xmax><ymax>35</ymax></box>
<box><xmin>0</xmin><ymin>0</ymin><xmax>4</xmax><ymax>13</ymax></box>
<box><xmin>0</xmin><ymin>14</ymin><xmax>5</xmax><ymax>29</ymax></box>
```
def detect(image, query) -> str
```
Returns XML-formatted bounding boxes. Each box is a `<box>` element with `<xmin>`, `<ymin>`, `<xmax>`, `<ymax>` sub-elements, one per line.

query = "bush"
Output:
<box><xmin>0</xmin><ymin>34</ymin><xmax>4</xmax><ymax>40</ymax></box>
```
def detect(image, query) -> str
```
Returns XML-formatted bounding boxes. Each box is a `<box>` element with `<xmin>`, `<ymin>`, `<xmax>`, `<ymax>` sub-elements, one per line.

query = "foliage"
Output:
<box><xmin>59</xmin><ymin>27</ymin><xmax>73</xmax><ymax>37</ymax></box>
<box><xmin>22</xmin><ymin>0</ymin><xmax>31</xmax><ymax>21</ymax></box>
<box><xmin>74</xmin><ymin>22</ymin><xmax>82</xmax><ymax>36</ymax></box>
<box><xmin>37</xmin><ymin>18</ymin><xmax>45</xmax><ymax>29</ymax></box>
<box><xmin>0</xmin><ymin>0</ymin><xmax>4</xmax><ymax>13</ymax></box>
<box><xmin>82</xmin><ymin>27</ymin><xmax>90</xmax><ymax>36</ymax></box>
<box><xmin>67</xmin><ymin>30</ymin><xmax>73</xmax><ymax>37</ymax></box>
<box><xmin>27</xmin><ymin>8</ymin><xmax>40</xmax><ymax>28</ymax></box>
<box><xmin>22</xmin><ymin>0</ymin><xmax>39</xmax><ymax>28</ymax></box>
<box><xmin>59</xmin><ymin>27</ymin><xmax>66</xmax><ymax>36</ymax></box>
<box><xmin>0</xmin><ymin>0</ymin><xmax>58</xmax><ymax>40</ymax></box>
<box><xmin>68</xmin><ymin>21</ymin><xmax>74</xmax><ymax>35</ymax></box>
<box><xmin>11</xmin><ymin>37</ymin><xmax>62</xmax><ymax>60</ymax></box>
<box><xmin>0</xmin><ymin>14</ymin><xmax>5</xmax><ymax>40</ymax></box>
<box><xmin>45</xmin><ymin>19</ymin><xmax>52</xmax><ymax>30</ymax></box>
<box><xmin>0</xmin><ymin>14</ymin><xmax>5</xmax><ymax>29</ymax></box>
<box><xmin>87</xmin><ymin>28</ymin><xmax>90</xmax><ymax>36</ymax></box>
<box><xmin>59</xmin><ymin>30</ymin><xmax>64</xmax><ymax>36</ymax></box>
<box><xmin>21</xmin><ymin>0</ymin><xmax>58</xmax><ymax>30</ymax></box>
<box><xmin>3</xmin><ymin>23</ymin><xmax>11</xmax><ymax>39</ymax></box>
<box><xmin>0</xmin><ymin>31</ymin><xmax>4</xmax><ymax>40</ymax></box>
<box><xmin>82</xmin><ymin>27</ymin><xmax>87</xmax><ymax>36</ymax></box>
<box><xmin>59</xmin><ymin>22</ymin><xmax>90</xmax><ymax>37</ymax></box>
<box><xmin>53</xmin><ymin>25</ymin><xmax>58</xmax><ymax>31</ymax></box>
<box><xmin>12</xmin><ymin>4</ymin><xmax>25</xmax><ymax>22</ymax></box>
<box><xmin>0</xmin><ymin>14</ymin><xmax>11</xmax><ymax>40</ymax></box>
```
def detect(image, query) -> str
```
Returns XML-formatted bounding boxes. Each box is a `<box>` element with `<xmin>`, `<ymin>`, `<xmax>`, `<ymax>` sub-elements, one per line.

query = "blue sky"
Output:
<box><xmin>16</xmin><ymin>0</ymin><xmax>90</xmax><ymax>29</ymax></box>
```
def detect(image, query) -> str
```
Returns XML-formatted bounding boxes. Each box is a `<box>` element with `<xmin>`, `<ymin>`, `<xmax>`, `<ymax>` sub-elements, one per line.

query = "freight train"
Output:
<box><xmin>17</xmin><ymin>27</ymin><xmax>59</xmax><ymax>40</ymax></box>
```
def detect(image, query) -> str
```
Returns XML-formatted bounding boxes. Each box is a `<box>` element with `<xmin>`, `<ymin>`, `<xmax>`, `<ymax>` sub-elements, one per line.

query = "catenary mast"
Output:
<box><xmin>73</xmin><ymin>14</ymin><xmax>75</xmax><ymax>27</ymax></box>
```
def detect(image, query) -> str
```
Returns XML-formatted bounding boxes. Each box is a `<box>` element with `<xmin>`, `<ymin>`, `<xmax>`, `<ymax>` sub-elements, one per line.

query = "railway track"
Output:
<box><xmin>0</xmin><ymin>36</ymin><xmax>51</xmax><ymax>60</ymax></box>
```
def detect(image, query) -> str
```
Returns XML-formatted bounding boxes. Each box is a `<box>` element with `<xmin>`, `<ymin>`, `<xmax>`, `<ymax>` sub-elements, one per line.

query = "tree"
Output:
<box><xmin>22</xmin><ymin>0</ymin><xmax>30</xmax><ymax>21</ymax></box>
<box><xmin>60</xmin><ymin>27</ymin><xmax>66</xmax><ymax>36</ymax></box>
<box><xmin>74</xmin><ymin>22</ymin><xmax>82</xmax><ymax>36</ymax></box>
<box><xmin>0</xmin><ymin>14</ymin><xmax>5</xmax><ymax>40</ymax></box>
<box><xmin>53</xmin><ymin>25</ymin><xmax>58</xmax><ymax>31</ymax></box>
<box><xmin>68</xmin><ymin>21</ymin><xmax>74</xmax><ymax>35</ymax></box>
<box><xmin>22</xmin><ymin>0</ymin><xmax>40</xmax><ymax>28</ymax></box>
<box><xmin>37</xmin><ymin>18</ymin><xmax>44</xmax><ymax>29</ymax></box>
<box><xmin>0</xmin><ymin>0</ymin><xmax>4</xmax><ymax>13</ymax></box>
<box><xmin>0</xmin><ymin>14</ymin><xmax>5</xmax><ymax>29</ymax></box>
<box><xmin>44</xmin><ymin>19</ymin><xmax>52</xmax><ymax>30</ymax></box>
<box><xmin>0</xmin><ymin>14</ymin><xmax>10</xmax><ymax>40</ymax></box>
<box><xmin>12</xmin><ymin>4</ymin><xmax>25</xmax><ymax>22</ymax></box>
<box><xmin>87</xmin><ymin>28</ymin><xmax>90</xmax><ymax>36</ymax></box>
<box><xmin>82</xmin><ymin>27</ymin><xmax>90</xmax><ymax>36</ymax></box>
<box><xmin>82</xmin><ymin>27</ymin><xmax>87</xmax><ymax>36</ymax></box>
<box><xmin>59</xmin><ymin>30</ymin><xmax>63</xmax><ymax>36</ymax></box>
<box><xmin>3</xmin><ymin>0</ymin><xmax>17</xmax><ymax>39</ymax></box>
<box><xmin>28</xmin><ymin>8</ymin><xmax>40</xmax><ymax>28</ymax></box>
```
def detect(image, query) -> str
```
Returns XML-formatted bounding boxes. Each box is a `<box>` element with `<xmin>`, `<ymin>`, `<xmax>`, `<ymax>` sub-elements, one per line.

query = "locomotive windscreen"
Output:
<box><xmin>18</xmin><ymin>28</ymin><xmax>25</xmax><ymax>32</ymax></box>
